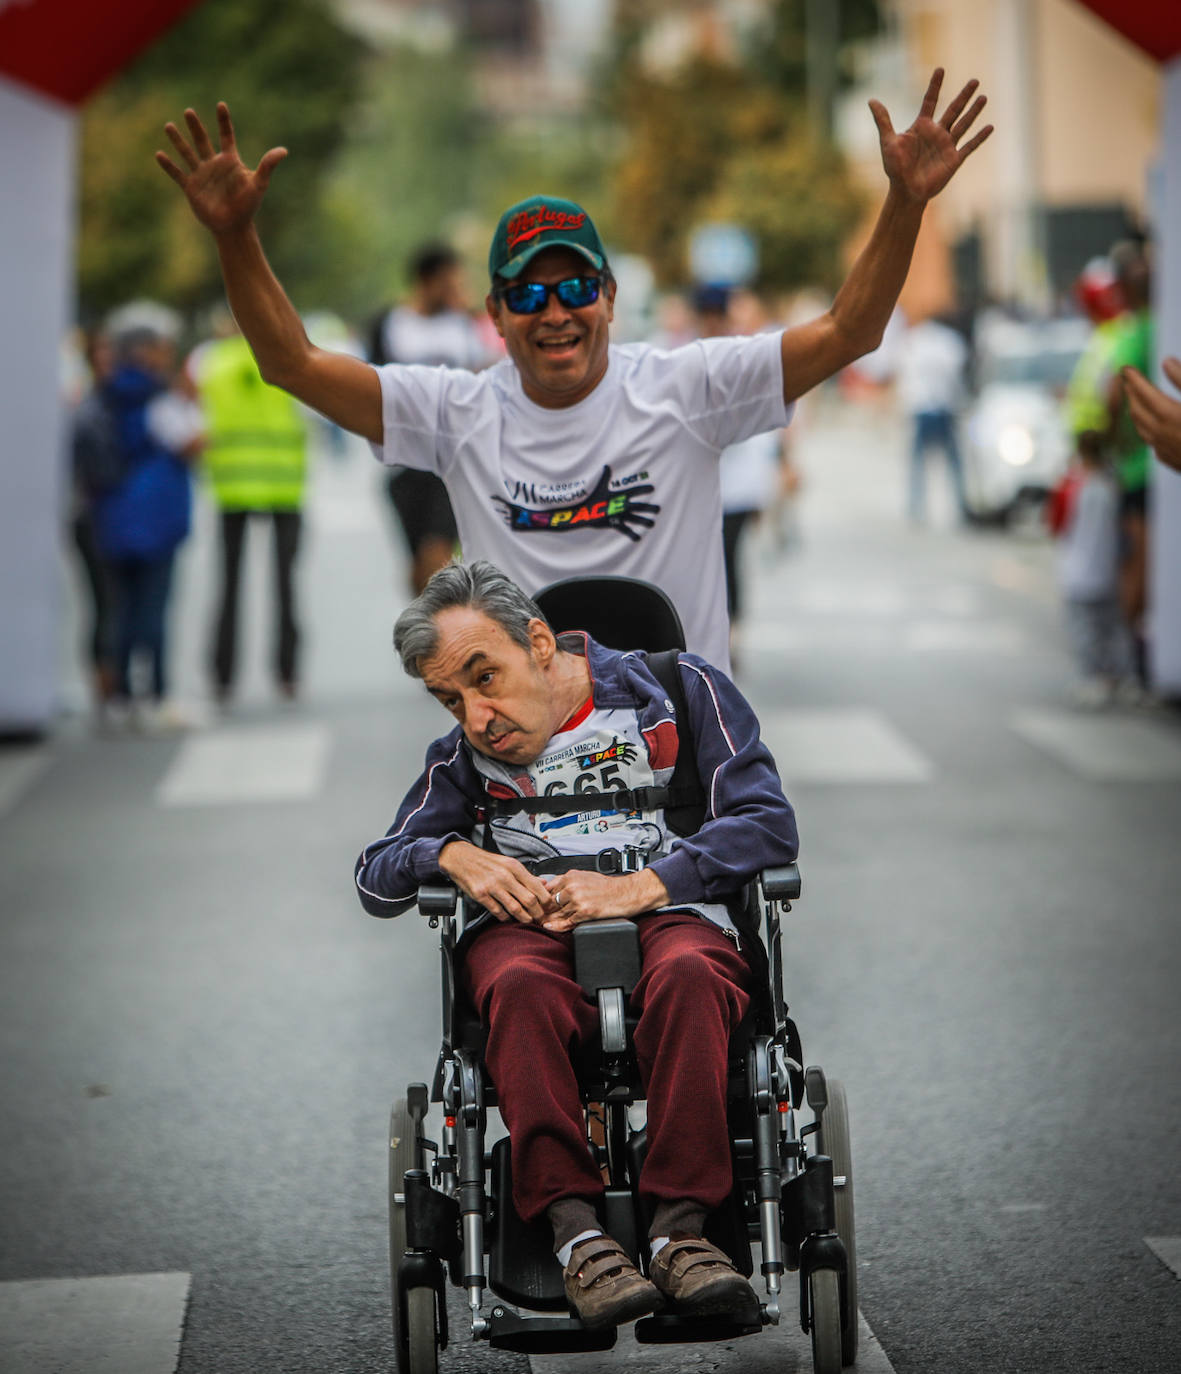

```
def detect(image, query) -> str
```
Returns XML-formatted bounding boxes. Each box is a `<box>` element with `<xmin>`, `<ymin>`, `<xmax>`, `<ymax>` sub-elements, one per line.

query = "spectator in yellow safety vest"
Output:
<box><xmin>191</xmin><ymin>322</ymin><xmax>309</xmax><ymax>704</ymax></box>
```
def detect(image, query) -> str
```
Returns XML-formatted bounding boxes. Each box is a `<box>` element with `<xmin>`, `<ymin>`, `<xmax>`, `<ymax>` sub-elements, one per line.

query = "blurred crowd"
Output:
<box><xmin>63</xmin><ymin>230</ymin><xmax>1169</xmax><ymax>733</ymax></box>
<box><xmin>842</xmin><ymin>237</ymin><xmax>1159</xmax><ymax>708</ymax></box>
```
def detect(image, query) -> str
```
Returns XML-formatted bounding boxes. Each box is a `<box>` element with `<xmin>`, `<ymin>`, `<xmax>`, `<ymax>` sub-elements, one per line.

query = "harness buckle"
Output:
<box><xmin>594</xmin><ymin>846</ymin><xmax>645</xmax><ymax>875</ymax></box>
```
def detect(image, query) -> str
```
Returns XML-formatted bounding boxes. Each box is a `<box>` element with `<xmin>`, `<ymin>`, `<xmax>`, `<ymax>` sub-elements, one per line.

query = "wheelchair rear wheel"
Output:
<box><xmin>388</xmin><ymin>1096</ymin><xmax>426</xmax><ymax>1352</ymax></box>
<box><xmin>808</xmin><ymin>1268</ymin><xmax>842</xmax><ymax>1374</ymax></box>
<box><xmin>816</xmin><ymin>1078</ymin><xmax>857</xmax><ymax>1365</ymax></box>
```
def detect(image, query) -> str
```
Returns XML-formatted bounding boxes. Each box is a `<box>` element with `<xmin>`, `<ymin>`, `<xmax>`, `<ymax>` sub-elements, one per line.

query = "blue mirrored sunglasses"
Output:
<box><xmin>496</xmin><ymin>275</ymin><xmax>602</xmax><ymax>315</ymax></box>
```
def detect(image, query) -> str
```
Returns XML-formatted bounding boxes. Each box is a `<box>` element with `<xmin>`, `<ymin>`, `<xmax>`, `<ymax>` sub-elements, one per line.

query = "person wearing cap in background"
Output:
<box><xmin>1100</xmin><ymin>242</ymin><xmax>1155</xmax><ymax>686</ymax></box>
<box><xmin>1064</xmin><ymin>256</ymin><xmax>1126</xmax><ymax>445</ymax></box>
<box><xmin>157</xmin><ymin>69</ymin><xmax>992</xmax><ymax>672</ymax></box>
<box><xmin>85</xmin><ymin>302</ymin><xmax>205</xmax><ymax>731</ymax></box>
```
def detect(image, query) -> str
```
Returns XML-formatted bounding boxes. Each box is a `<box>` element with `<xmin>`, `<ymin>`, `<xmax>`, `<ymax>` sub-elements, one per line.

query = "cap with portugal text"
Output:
<box><xmin>488</xmin><ymin>195</ymin><xmax>606</xmax><ymax>282</ymax></box>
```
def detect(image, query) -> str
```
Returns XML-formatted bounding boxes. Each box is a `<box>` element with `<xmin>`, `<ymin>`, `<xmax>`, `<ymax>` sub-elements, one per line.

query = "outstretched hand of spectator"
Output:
<box><xmin>870</xmin><ymin>68</ymin><xmax>993</xmax><ymax>204</ymax></box>
<box><xmin>1122</xmin><ymin>359</ymin><xmax>1181</xmax><ymax>474</ymax></box>
<box><xmin>156</xmin><ymin>103</ymin><xmax>287</xmax><ymax>236</ymax></box>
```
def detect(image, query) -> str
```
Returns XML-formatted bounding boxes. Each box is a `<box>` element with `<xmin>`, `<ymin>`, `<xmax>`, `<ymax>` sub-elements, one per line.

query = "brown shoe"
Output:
<box><xmin>648</xmin><ymin>1236</ymin><xmax>758</xmax><ymax>1316</ymax></box>
<box><xmin>563</xmin><ymin>1234</ymin><xmax>662</xmax><ymax>1329</ymax></box>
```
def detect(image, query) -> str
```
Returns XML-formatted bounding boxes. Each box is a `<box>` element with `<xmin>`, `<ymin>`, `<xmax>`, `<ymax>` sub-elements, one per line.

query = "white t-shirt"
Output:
<box><xmin>371</xmin><ymin>331</ymin><xmax>790</xmax><ymax>670</ymax></box>
<box><xmin>895</xmin><ymin>320</ymin><xmax>967</xmax><ymax>415</ymax></box>
<box><xmin>381</xmin><ymin>306</ymin><xmax>491</xmax><ymax>370</ymax></box>
<box><xmin>720</xmin><ymin>429</ymin><xmax>782</xmax><ymax>514</ymax></box>
<box><xmin>472</xmin><ymin>695</ymin><xmax>733</xmax><ymax>932</ymax></box>
<box><xmin>146</xmin><ymin>392</ymin><xmax>205</xmax><ymax>454</ymax></box>
<box><xmin>1059</xmin><ymin>470</ymin><xmax>1120</xmax><ymax>600</ymax></box>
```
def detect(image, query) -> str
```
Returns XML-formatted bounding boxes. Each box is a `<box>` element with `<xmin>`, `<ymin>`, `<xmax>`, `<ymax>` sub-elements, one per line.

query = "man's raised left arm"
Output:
<box><xmin>780</xmin><ymin>68</ymin><xmax>992</xmax><ymax>404</ymax></box>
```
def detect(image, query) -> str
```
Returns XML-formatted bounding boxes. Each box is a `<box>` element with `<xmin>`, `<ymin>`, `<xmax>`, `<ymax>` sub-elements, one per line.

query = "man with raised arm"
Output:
<box><xmin>158</xmin><ymin>71</ymin><xmax>991</xmax><ymax>670</ymax></box>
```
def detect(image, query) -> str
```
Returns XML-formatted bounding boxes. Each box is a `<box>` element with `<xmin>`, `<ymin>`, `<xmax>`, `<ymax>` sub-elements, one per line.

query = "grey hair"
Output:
<box><xmin>393</xmin><ymin>561</ymin><xmax>549</xmax><ymax>678</ymax></box>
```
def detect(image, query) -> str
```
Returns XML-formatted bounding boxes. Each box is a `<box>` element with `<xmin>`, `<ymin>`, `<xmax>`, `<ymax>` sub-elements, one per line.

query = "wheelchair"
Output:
<box><xmin>386</xmin><ymin>577</ymin><xmax>858</xmax><ymax>1373</ymax></box>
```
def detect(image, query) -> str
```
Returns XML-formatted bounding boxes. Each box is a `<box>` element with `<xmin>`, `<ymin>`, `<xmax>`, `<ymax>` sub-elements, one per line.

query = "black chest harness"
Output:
<box><xmin>479</xmin><ymin>650</ymin><xmax>705</xmax><ymax>863</ymax></box>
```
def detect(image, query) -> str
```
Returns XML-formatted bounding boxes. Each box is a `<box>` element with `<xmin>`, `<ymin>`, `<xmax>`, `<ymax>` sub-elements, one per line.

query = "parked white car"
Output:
<box><xmin>962</xmin><ymin>317</ymin><xmax>1091</xmax><ymax>524</ymax></box>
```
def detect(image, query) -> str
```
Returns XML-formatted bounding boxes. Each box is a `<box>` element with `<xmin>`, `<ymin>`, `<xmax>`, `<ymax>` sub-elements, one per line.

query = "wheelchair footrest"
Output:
<box><xmin>485</xmin><ymin>1306</ymin><xmax>617</xmax><ymax>1354</ymax></box>
<box><xmin>634</xmin><ymin>1310</ymin><xmax>763</xmax><ymax>1343</ymax></box>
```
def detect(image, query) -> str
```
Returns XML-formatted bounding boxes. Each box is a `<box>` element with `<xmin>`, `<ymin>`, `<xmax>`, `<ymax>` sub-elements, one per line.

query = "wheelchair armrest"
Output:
<box><xmin>761</xmin><ymin>863</ymin><xmax>802</xmax><ymax>902</ymax></box>
<box><xmin>417</xmin><ymin>884</ymin><xmax>459</xmax><ymax>919</ymax></box>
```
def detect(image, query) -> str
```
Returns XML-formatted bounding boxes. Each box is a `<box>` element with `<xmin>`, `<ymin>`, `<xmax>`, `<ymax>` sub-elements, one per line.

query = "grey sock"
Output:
<box><xmin>548</xmin><ymin>1197</ymin><xmax>602</xmax><ymax>1254</ymax></box>
<box><xmin>648</xmin><ymin>1199</ymin><xmax>707</xmax><ymax>1241</ymax></box>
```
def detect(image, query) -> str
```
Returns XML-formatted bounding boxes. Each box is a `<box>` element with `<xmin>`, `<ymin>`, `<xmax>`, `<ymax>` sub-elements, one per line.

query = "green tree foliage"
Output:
<box><xmin>312</xmin><ymin>43</ymin><xmax>481</xmax><ymax>322</ymax></box>
<box><xmin>611</xmin><ymin>51</ymin><xmax>867</xmax><ymax>292</ymax></box>
<box><xmin>751</xmin><ymin>0</ymin><xmax>883</xmax><ymax>95</ymax></box>
<box><xmin>78</xmin><ymin>0</ymin><xmax>365</xmax><ymax>318</ymax></box>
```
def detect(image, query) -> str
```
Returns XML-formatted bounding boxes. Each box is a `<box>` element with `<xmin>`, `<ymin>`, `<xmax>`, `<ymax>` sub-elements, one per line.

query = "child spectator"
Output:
<box><xmin>1055</xmin><ymin>430</ymin><xmax>1137</xmax><ymax>707</ymax></box>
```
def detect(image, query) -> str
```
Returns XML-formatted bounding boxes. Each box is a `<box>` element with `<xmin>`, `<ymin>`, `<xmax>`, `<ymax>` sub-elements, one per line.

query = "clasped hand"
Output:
<box><xmin>437</xmin><ymin>841</ymin><xmax>669</xmax><ymax>933</ymax></box>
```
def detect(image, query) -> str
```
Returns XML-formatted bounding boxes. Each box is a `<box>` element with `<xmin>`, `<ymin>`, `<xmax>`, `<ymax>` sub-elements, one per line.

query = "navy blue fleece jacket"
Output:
<box><xmin>354</xmin><ymin>634</ymin><xmax>798</xmax><ymax>919</ymax></box>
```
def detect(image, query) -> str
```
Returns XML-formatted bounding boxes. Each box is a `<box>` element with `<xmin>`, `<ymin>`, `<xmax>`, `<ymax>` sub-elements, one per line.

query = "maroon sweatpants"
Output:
<box><xmin>462</xmin><ymin>910</ymin><xmax>751</xmax><ymax>1227</ymax></box>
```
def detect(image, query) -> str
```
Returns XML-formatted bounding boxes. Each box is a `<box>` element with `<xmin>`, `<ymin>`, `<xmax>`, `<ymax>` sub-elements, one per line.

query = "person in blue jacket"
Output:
<box><xmin>355</xmin><ymin>561</ymin><xmax>798</xmax><ymax>1329</ymax></box>
<box><xmin>90</xmin><ymin>304</ymin><xmax>203</xmax><ymax>728</ymax></box>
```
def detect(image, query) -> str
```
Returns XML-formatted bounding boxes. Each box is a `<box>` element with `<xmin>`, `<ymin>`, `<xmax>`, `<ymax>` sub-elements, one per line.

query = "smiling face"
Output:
<box><xmin>485</xmin><ymin>247</ymin><xmax>616</xmax><ymax>409</ymax></box>
<box><xmin>419</xmin><ymin>606</ymin><xmax>568</xmax><ymax>766</ymax></box>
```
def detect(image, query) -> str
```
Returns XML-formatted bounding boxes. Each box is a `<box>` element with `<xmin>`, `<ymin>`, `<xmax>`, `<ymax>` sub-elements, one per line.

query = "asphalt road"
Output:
<box><xmin>2</xmin><ymin>399</ymin><xmax>1179</xmax><ymax>1374</ymax></box>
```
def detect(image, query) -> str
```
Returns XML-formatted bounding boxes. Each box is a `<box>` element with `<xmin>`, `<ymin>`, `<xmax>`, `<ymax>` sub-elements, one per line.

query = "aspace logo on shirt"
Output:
<box><xmin>577</xmin><ymin>737</ymin><xmax>637</xmax><ymax>770</ymax></box>
<box><xmin>492</xmin><ymin>465</ymin><xmax>660</xmax><ymax>543</ymax></box>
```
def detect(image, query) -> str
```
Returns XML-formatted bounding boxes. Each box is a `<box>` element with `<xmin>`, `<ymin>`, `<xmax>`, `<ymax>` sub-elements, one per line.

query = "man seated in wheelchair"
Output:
<box><xmin>355</xmin><ymin>560</ymin><xmax>798</xmax><ymax>1330</ymax></box>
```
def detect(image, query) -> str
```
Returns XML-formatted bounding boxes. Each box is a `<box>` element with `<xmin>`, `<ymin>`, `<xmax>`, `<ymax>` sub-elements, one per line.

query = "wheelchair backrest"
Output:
<box><xmin>534</xmin><ymin>576</ymin><xmax>687</xmax><ymax>652</ymax></box>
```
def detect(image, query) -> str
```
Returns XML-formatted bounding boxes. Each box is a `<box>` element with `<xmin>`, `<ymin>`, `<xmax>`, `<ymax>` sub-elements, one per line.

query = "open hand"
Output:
<box><xmin>870</xmin><ymin>68</ymin><xmax>992</xmax><ymax>204</ymax></box>
<box><xmin>1122</xmin><ymin>358</ymin><xmax>1181</xmax><ymax>474</ymax></box>
<box><xmin>156</xmin><ymin>103</ymin><xmax>287</xmax><ymax>235</ymax></box>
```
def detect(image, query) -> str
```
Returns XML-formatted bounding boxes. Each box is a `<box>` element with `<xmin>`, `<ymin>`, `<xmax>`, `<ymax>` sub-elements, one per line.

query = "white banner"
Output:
<box><xmin>0</xmin><ymin>76</ymin><xmax>74</xmax><ymax>730</ymax></box>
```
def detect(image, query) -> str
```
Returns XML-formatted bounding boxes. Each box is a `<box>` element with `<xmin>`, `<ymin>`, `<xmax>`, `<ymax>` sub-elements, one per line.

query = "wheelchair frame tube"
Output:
<box><xmin>455</xmin><ymin>1049</ymin><xmax>488</xmax><ymax>1332</ymax></box>
<box><xmin>750</xmin><ymin>1036</ymin><xmax>784</xmax><ymax>1320</ymax></box>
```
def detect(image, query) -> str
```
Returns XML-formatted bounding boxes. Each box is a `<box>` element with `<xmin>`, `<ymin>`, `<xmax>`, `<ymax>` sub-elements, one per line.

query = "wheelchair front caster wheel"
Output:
<box><xmin>403</xmin><ymin>1285</ymin><xmax>439</xmax><ymax>1374</ymax></box>
<box><xmin>808</xmin><ymin>1268</ymin><xmax>842</xmax><ymax>1374</ymax></box>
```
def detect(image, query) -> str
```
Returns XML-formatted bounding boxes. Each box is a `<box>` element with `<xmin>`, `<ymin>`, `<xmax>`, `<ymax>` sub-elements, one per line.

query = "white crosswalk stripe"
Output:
<box><xmin>1146</xmin><ymin>1237</ymin><xmax>1181</xmax><ymax>1279</ymax></box>
<box><xmin>0</xmin><ymin>745</ymin><xmax>49</xmax><ymax>819</ymax></box>
<box><xmin>1011</xmin><ymin>710</ymin><xmax>1181</xmax><ymax>780</ymax></box>
<box><xmin>0</xmin><ymin>1272</ymin><xmax>190</xmax><ymax>1374</ymax></box>
<box><xmin>761</xmin><ymin>708</ymin><xmax>934</xmax><ymax>784</ymax></box>
<box><xmin>156</xmin><ymin>724</ymin><xmax>331</xmax><ymax>806</ymax></box>
<box><xmin>529</xmin><ymin>1307</ymin><xmax>896</xmax><ymax>1372</ymax></box>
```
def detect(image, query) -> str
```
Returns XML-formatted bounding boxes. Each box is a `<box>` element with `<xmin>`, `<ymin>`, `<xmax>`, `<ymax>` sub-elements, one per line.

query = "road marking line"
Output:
<box><xmin>0</xmin><ymin>745</ymin><xmax>50</xmax><ymax>820</ymax></box>
<box><xmin>903</xmin><ymin>620</ymin><xmax>1026</xmax><ymax>654</ymax></box>
<box><xmin>1146</xmin><ymin>1237</ymin><xmax>1181</xmax><ymax>1279</ymax></box>
<box><xmin>529</xmin><ymin>1308</ymin><xmax>895</xmax><ymax>1371</ymax></box>
<box><xmin>156</xmin><ymin>724</ymin><xmax>331</xmax><ymax>806</ymax></box>
<box><xmin>762</xmin><ymin>709</ymin><xmax>934</xmax><ymax>784</ymax></box>
<box><xmin>0</xmin><ymin>1271</ymin><xmax>190</xmax><ymax>1374</ymax></box>
<box><xmin>1011</xmin><ymin>710</ymin><xmax>1181</xmax><ymax>781</ymax></box>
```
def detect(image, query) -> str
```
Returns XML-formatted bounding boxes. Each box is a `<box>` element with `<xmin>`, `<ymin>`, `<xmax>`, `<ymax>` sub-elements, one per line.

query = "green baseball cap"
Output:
<box><xmin>488</xmin><ymin>195</ymin><xmax>606</xmax><ymax>282</ymax></box>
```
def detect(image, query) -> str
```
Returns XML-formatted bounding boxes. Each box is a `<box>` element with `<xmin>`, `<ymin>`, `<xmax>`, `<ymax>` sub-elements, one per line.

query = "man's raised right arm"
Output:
<box><xmin>157</xmin><ymin>103</ymin><xmax>383</xmax><ymax>444</ymax></box>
